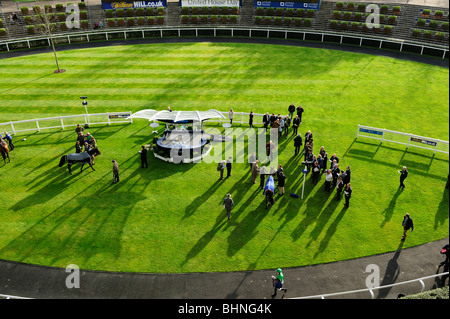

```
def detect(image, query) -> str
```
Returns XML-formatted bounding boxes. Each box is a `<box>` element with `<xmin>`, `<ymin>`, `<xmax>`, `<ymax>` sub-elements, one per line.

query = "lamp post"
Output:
<box><xmin>80</xmin><ymin>96</ymin><xmax>89</xmax><ymax>127</ymax></box>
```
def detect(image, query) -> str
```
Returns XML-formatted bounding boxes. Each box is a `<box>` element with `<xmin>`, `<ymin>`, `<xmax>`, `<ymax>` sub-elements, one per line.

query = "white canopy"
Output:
<box><xmin>128</xmin><ymin>109</ymin><xmax>226</xmax><ymax>123</ymax></box>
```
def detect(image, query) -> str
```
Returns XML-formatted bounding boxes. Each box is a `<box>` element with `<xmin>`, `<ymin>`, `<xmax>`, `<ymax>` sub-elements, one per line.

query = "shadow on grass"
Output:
<box><xmin>435</xmin><ymin>187</ymin><xmax>449</xmax><ymax>230</ymax></box>
<box><xmin>1</xmin><ymin>187</ymin><xmax>145</xmax><ymax>267</ymax></box>
<box><xmin>345</xmin><ymin>138</ymin><xmax>448</xmax><ymax>181</ymax></box>
<box><xmin>313</xmin><ymin>206</ymin><xmax>348</xmax><ymax>259</ymax></box>
<box><xmin>380</xmin><ymin>188</ymin><xmax>403</xmax><ymax>228</ymax></box>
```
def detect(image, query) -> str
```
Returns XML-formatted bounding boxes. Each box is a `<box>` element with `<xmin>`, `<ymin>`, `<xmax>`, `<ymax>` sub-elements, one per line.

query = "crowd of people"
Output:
<box><xmin>75</xmin><ymin>124</ymin><xmax>101</xmax><ymax>164</ymax></box>
<box><xmin>222</xmin><ymin>102</ymin><xmax>354</xmax><ymax>213</ymax></box>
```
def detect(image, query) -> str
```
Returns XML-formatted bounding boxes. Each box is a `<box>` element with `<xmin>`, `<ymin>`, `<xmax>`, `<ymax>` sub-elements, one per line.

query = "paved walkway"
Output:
<box><xmin>1</xmin><ymin>237</ymin><xmax>448</xmax><ymax>299</ymax></box>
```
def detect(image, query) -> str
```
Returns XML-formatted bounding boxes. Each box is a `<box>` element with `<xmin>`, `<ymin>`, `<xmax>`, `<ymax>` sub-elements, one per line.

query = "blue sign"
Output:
<box><xmin>255</xmin><ymin>1</ymin><xmax>321</xmax><ymax>10</ymax></box>
<box><xmin>359</xmin><ymin>128</ymin><xmax>384</xmax><ymax>136</ymax></box>
<box><xmin>410</xmin><ymin>137</ymin><xmax>437</xmax><ymax>147</ymax></box>
<box><xmin>102</xmin><ymin>1</ymin><xmax>167</xmax><ymax>10</ymax></box>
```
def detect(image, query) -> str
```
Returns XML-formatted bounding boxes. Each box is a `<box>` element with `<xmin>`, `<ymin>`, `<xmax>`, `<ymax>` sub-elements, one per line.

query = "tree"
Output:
<box><xmin>33</xmin><ymin>7</ymin><xmax>65</xmax><ymax>73</ymax></box>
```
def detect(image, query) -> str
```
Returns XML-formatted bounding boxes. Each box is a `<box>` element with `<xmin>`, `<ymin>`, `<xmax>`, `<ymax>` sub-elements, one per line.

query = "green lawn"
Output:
<box><xmin>0</xmin><ymin>42</ymin><xmax>448</xmax><ymax>273</ymax></box>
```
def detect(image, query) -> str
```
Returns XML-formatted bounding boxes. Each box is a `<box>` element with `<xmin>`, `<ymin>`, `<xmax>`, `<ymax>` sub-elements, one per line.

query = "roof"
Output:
<box><xmin>128</xmin><ymin>109</ymin><xmax>226</xmax><ymax>123</ymax></box>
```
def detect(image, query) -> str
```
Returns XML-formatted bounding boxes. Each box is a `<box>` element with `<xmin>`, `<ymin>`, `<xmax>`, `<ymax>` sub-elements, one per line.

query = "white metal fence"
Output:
<box><xmin>357</xmin><ymin>124</ymin><xmax>449</xmax><ymax>154</ymax></box>
<box><xmin>0</xmin><ymin>26</ymin><xmax>448</xmax><ymax>59</ymax></box>
<box><xmin>289</xmin><ymin>272</ymin><xmax>449</xmax><ymax>299</ymax></box>
<box><xmin>0</xmin><ymin>111</ymin><xmax>276</xmax><ymax>135</ymax></box>
<box><xmin>0</xmin><ymin>111</ymin><xmax>132</xmax><ymax>135</ymax></box>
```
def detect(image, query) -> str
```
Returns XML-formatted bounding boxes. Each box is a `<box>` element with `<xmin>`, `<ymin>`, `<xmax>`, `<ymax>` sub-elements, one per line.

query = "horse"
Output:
<box><xmin>0</xmin><ymin>139</ymin><xmax>10</xmax><ymax>164</ymax></box>
<box><xmin>59</xmin><ymin>151</ymin><xmax>95</xmax><ymax>175</ymax></box>
<box><xmin>263</xmin><ymin>175</ymin><xmax>276</xmax><ymax>209</ymax></box>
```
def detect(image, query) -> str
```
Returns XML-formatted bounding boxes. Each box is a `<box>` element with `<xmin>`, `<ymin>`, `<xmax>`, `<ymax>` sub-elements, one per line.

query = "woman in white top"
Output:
<box><xmin>228</xmin><ymin>108</ymin><xmax>234</xmax><ymax>125</ymax></box>
<box><xmin>324</xmin><ymin>169</ymin><xmax>333</xmax><ymax>192</ymax></box>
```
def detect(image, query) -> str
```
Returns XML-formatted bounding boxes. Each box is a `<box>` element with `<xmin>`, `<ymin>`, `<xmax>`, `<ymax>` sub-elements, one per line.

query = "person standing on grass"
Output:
<box><xmin>401</xmin><ymin>213</ymin><xmax>414</xmax><ymax>240</ymax></box>
<box><xmin>288</xmin><ymin>102</ymin><xmax>295</xmax><ymax>119</ymax></box>
<box><xmin>249</xmin><ymin>111</ymin><xmax>254</xmax><ymax>128</ymax></box>
<box><xmin>344</xmin><ymin>165</ymin><xmax>351</xmax><ymax>187</ymax></box>
<box><xmin>260</xmin><ymin>166</ymin><xmax>267</xmax><ymax>190</ymax></box>
<box><xmin>251</xmin><ymin>160</ymin><xmax>260</xmax><ymax>184</ymax></box>
<box><xmin>222</xmin><ymin>193</ymin><xmax>234</xmax><ymax>221</ymax></box>
<box><xmin>296</xmin><ymin>105</ymin><xmax>304</xmax><ymax>123</ymax></box>
<box><xmin>217</xmin><ymin>160</ymin><xmax>225</xmax><ymax>180</ymax></box>
<box><xmin>226</xmin><ymin>156</ymin><xmax>232</xmax><ymax>178</ymax></box>
<box><xmin>324</xmin><ymin>169</ymin><xmax>332</xmax><ymax>192</ymax></box>
<box><xmin>343</xmin><ymin>183</ymin><xmax>352</xmax><ymax>208</ymax></box>
<box><xmin>228</xmin><ymin>108</ymin><xmax>234</xmax><ymax>125</ymax></box>
<box><xmin>263</xmin><ymin>112</ymin><xmax>270</xmax><ymax>132</ymax></box>
<box><xmin>249</xmin><ymin>152</ymin><xmax>256</xmax><ymax>170</ymax></box>
<box><xmin>75</xmin><ymin>141</ymin><xmax>82</xmax><ymax>153</ymax></box>
<box><xmin>293</xmin><ymin>133</ymin><xmax>302</xmax><ymax>156</ymax></box>
<box><xmin>75</xmin><ymin>124</ymin><xmax>84</xmax><ymax>134</ymax></box>
<box><xmin>398</xmin><ymin>166</ymin><xmax>408</xmax><ymax>189</ymax></box>
<box><xmin>278</xmin><ymin>172</ymin><xmax>286</xmax><ymax>195</ymax></box>
<box><xmin>112</xmin><ymin>159</ymin><xmax>119</xmax><ymax>184</ymax></box>
<box><xmin>140</xmin><ymin>145</ymin><xmax>148</xmax><ymax>168</ymax></box>
<box><xmin>292</xmin><ymin>115</ymin><xmax>300</xmax><ymax>136</ymax></box>
<box><xmin>311</xmin><ymin>161</ymin><xmax>320</xmax><ymax>185</ymax></box>
<box><xmin>335</xmin><ymin>177</ymin><xmax>344</xmax><ymax>200</ymax></box>
<box><xmin>284</xmin><ymin>115</ymin><xmax>290</xmax><ymax>136</ymax></box>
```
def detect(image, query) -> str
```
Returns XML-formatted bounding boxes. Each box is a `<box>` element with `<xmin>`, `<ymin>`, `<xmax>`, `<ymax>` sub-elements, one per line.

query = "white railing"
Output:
<box><xmin>0</xmin><ymin>293</ymin><xmax>32</xmax><ymax>299</ymax></box>
<box><xmin>0</xmin><ymin>26</ymin><xmax>448</xmax><ymax>59</ymax></box>
<box><xmin>357</xmin><ymin>124</ymin><xmax>449</xmax><ymax>154</ymax></box>
<box><xmin>0</xmin><ymin>111</ymin><xmax>133</xmax><ymax>135</ymax></box>
<box><xmin>0</xmin><ymin>111</ymin><xmax>275</xmax><ymax>135</ymax></box>
<box><xmin>289</xmin><ymin>272</ymin><xmax>449</xmax><ymax>299</ymax></box>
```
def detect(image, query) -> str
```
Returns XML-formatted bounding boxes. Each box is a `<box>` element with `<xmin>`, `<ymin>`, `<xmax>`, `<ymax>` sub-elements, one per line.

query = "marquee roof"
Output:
<box><xmin>127</xmin><ymin>109</ymin><xmax>226</xmax><ymax>123</ymax></box>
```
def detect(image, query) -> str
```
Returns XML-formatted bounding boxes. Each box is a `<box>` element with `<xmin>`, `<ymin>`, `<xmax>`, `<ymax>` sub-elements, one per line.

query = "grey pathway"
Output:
<box><xmin>0</xmin><ymin>237</ymin><xmax>448</xmax><ymax>299</ymax></box>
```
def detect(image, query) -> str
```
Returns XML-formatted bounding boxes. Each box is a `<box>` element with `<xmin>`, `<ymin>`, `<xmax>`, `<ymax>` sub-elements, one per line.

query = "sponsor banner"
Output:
<box><xmin>255</xmin><ymin>1</ymin><xmax>321</xmax><ymax>10</ymax></box>
<box><xmin>409</xmin><ymin>137</ymin><xmax>438</xmax><ymax>147</ymax></box>
<box><xmin>359</xmin><ymin>128</ymin><xmax>384</xmax><ymax>136</ymax></box>
<box><xmin>102</xmin><ymin>1</ymin><xmax>167</xmax><ymax>10</ymax></box>
<box><xmin>109</xmin><ymin>114</ymin><xmax>130</xmax><ymax>119</ymax></box>
<box><xmin>180</xmin><ymin>0</ymin><xmax>241</xmax><ymax>7</ymax></box>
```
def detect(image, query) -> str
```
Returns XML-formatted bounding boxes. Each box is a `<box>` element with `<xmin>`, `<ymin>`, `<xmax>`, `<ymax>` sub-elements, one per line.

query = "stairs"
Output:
<box><xmin>166</xmin><ymin>1</ymin><xmax>179</xmax><ymax>26</ymax></box>
<box><xmin>0</xmin><ymin>0</ymin><xmax>448</xmax><ymax>47</ymax></box>
<box><xmin>238</xmin><ymin>0</ymin><xmax>255</xmax><ymax>27</ymax></box>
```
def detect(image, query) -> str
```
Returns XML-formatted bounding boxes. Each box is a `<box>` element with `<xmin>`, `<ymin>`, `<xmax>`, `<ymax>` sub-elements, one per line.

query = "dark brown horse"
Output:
<box><xmin>0</xmin><ymin>139</ymin><xmax>10</xmax><ymax>164</ymax></box>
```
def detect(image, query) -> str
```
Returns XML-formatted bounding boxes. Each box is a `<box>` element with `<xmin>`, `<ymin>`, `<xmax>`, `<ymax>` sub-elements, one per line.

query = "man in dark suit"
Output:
<box><xmin>263</xmin><ymin>112</ymin><xmax>270</xmax><ymax>132</ymax></box>
<box><xmin>344</xmin><ymin>165</ymin><xmax>351</xmax><ymax>186</ymax></box>
<box><xmin>401</xmin><ymin>213</ymin><xmax>414</xmax><ymax>240</ymax></box>
<box><xmin>140</xmin><ymin>145</ymin><xmax>148</xmax><ymax>168</ymax></box>
<box><xmin>331</xmin><ymin>164</ymin><xmax>340</xmax><ymax>188</ymax></box>
<box><xmin>344</xmin><ymin>183</ymin><xmax>352</xmax><ymax>208</ymax></box>
<box><xmin>226</xmin><ymin>156</ymin><xmax>232</xmax><ymax>178</ymax></box>
<box><xmin>335</xmin><ymin>177</ymin><xmax>344</xmax><ymax>200</ymax></box>
<box><xmin>398</xmin><ymin>166</ymin><xmax>408</xmax><ymax>189</ymax></box>
<box><xmin>304</xmin><ymin>130</ymin><xmax>313</xmax><ymax>144</ymax></box>
<box><xmin>292</xmin><ymin>115</ymin><xmax>300</xmax><ymax>136</ymax></box>
<box><xmin>293</xmin><ymin>134</ymin><xmax>303</xmax><ymax>156</ymax></box>
<box><xmin>288</xmin><ymin>103</ymin><xmax>295</xmax><ymax>119</ymax></box>
<box><xmin>296</xmin><ymin>105</ymin><xmax>304</xmax><ymax>123</ymax></box>
<box><xmin>223</xmin><ymin>193</ymin><xmax>234</xmax><ymax>220</ymax></box>
<box><xmin>269</xmin><ymin>113</ymin><xmax>276</xmax><ymax>127</ymax></box>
